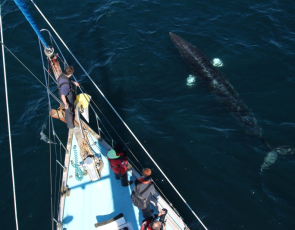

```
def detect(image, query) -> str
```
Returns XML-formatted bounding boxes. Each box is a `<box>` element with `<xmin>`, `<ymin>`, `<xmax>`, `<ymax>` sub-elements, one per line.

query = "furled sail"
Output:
<box><xmin>13</xmin><ymin>0</ymin><xmax>48</xmax><ymax>48</ymax></box>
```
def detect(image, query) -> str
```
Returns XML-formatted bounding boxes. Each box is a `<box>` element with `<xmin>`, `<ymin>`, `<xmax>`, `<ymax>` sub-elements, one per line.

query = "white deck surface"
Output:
<box><xmin>62</xmin><ymin>131</ymin><xmax>180</xmax><ymax>230</ymax></box>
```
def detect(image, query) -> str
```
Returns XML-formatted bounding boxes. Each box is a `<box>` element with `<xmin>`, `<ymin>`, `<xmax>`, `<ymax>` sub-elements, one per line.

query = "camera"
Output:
<box><xmin>159</xmin><ymin>208</ymin><xmax>168</xmax><ymax>229</ymax></box>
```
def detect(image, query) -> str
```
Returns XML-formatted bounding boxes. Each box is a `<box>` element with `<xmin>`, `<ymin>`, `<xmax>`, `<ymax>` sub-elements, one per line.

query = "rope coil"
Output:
<box><xmin>71</xmin><ymin>145</ymin><xmax>84</xmax><ymax>181</ymax></box>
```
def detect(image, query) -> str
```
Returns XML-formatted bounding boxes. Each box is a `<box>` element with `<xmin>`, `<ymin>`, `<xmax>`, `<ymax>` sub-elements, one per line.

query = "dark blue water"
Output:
<box><xmin>1</xmin><ymin>0</ymin><xmax>295</xmax><ymax>229</ymax></box>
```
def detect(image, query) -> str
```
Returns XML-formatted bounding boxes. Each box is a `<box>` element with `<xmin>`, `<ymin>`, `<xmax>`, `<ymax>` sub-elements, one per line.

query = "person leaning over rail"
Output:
<box><xmin>57</xmin><ymin>66</ymin><xmax>80</xmax><ymax>130</ymax></box>
<box><xmin>141</xmin><ymin>209</ymin><xmax>167</xmax><ymax>230</ymax></box>
<box><xmin>131</xmin><ymin>168</ymin><xmax>156</xmax><ymax>218</ymax></box>
<box><xmin>107</xmin><ymin>144</ymin><xmax>133</xmax><ymax>187</ymax></box>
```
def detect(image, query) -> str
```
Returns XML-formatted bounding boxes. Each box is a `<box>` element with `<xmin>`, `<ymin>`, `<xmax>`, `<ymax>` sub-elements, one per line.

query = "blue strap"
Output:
<box><xmin>14</xmin><ymin>0</ymin><xmax>48</xmax><ymax>48</ymax></box>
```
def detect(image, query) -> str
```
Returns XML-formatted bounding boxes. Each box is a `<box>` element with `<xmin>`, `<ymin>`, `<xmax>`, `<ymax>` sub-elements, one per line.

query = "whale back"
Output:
<box><xmin>169</xmin><ymin>32</ymin><xmax>262</xmax><ymax>136</ymax></box>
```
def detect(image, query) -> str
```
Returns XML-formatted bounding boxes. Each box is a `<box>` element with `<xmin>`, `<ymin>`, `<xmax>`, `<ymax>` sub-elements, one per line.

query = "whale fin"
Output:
<box><xmin>260</xmin><ymin>146</ymin><xmax>294</xmax><ymax>172</ymax></box>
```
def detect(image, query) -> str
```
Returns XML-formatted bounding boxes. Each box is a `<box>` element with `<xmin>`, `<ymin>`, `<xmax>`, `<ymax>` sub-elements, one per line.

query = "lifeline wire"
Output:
<box><xmin>0</xmin><ymin>4</ymin><xmax>19</xmax><ymax>230</ymax></box>
<box><xmin>31</xmin><ymin>2</ymin><xmax>208</xmax><ymax>228</ymax></box>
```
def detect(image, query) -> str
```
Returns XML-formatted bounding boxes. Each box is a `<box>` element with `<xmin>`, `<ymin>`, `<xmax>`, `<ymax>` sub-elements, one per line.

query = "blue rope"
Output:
<box><xmin>14</xmin><ymin>0</ymin><xmax>48</xmax><ymax>48</ymax></box>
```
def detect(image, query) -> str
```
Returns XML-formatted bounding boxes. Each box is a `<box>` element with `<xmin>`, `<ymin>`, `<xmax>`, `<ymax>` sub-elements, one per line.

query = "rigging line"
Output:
<box><xmin>43</xmin><ymin>30</ymin><xmax>118</xmax><ymax>145</ymax></box>
<box><xmin>48</xmin><ymin>107</ymin><xmax>54</xmax><ymax>230</ymax></box>
<box><xmin>0</xmin><ymin>42</ymin><xmax>57</xmax><ymax>98</ymax></box>
<box><xmin>32</xmin><ymin>3</ymin><xmax>208</xmax><ymax>228</ymax></box>
<box><xmin>53</xmin><ymin>134</ymin><xmax>58</xmax><ymax>219</ymax></box>
<box><xmin>54</xmin><ymin>133</ymin><xmax>67</xmax><ymax>151</ymax></box>
<box><xmin>95</xmin><ymin>117</ymin><xmax>113</xmax><ymax>145</ymax></box>
<box><xmin>1</xmin><ymin>42</ymin><xmax>75</xmax><ymax>115</ymax></box>
<box><xmin>30</xmin><ymin>1</ymin><xmax>136</xmax><ymax>133</ymax></box>
<box><xmin>45</xmin><ymin>37</ymin><xmax>59</xmax><ymax>217</ymax></box>
<box><xmin>89</xmin><ymin>98</ymin><xmax>143</xmax><ymax>166</ymax></box>
<box><xmin>41</xmin><ymin>52</ymin><xmax>58</xmax><ymax>219</ymax></box>
<box><xmin>89</xmin><ymin>121</ymin><xmax>172</xmax><ymax>213</ymax></box>
<box><xmin>43</xmin><ymin>66</ymin><xmax>57</xmax><ymax>84</ymax></box>
<box><xmin>0</xmin><ymin>5</ymin><xmax>19</xmax><ymax>230</ymax></box>
<box><xmin>88</xmin><ymin>120</ymin><xmax>170</xmax><ymax>208</ymax></box>
<box><xmin>39</xmin><ymin>38</ymin><xmax>55</xmax><ymax>135</ymax></box>
<box><xmin>80</xmin><ymin>84</ymin><xmax>162</xmax><ymax>183</ymax></box>
<box><xmin>86</xmin><ymin>117</ymin><xmax>176</xmax><ymax>218</ymax></box>
<box><xmin>42</xmin><ymin>30</ymin><xmax>100</xmax><ymax>126</ymax></box>
<box><xmin>57</xmin><ymin>142</ymin><xmax>62</xmax><ymax>217</ymax></box>
<box><xmin>44</xmin><ymin>53</ymin><xmax>60</xmax><ymax>220</ymax></box>
<box><xmin>93</xmin><ymin>94</ymin><xmax>209</xmax><ymax>226</ymax></box>
<box><xmin>99</xmin><ymin>131</ymin><xmax>111</xmax><ymax>144</ymax></box>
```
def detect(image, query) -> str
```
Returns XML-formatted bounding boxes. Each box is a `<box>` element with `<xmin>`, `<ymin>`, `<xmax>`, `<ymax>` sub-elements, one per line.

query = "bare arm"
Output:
<box><xmin>61</xmin><ymin>95</ymin><xmax>68</xmax><ymax>109</ymax></box>
<box><xmin>71</xmin><ymin>81</ymin><xmax>80</xmax><ymax>87</ymax></box>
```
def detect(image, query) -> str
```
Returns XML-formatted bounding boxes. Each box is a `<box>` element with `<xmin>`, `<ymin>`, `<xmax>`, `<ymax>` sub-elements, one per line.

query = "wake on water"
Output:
<box><xmin>40</xmin><ymin>119</ymin><xmax>56</xmax><ymax>144</ymax></box>
<box><xmin>186</xmin><ymin>58</ymin><xmax>222</xmax><ymax>86</ymax></box>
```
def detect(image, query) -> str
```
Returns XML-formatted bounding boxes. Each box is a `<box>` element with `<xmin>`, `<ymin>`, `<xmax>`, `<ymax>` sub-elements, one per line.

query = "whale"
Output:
<box><xmin>169</xmin><ymin>32</ymin><xmax>294</xmax><ymax>171</ymax></box>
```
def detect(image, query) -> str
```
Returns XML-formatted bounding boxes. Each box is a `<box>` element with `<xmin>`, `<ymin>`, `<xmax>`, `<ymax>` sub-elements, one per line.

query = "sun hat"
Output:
<box><xmin>107</xmin><ymin>149</ymin><xmax>119</xmax><ymax>159</ymax></box>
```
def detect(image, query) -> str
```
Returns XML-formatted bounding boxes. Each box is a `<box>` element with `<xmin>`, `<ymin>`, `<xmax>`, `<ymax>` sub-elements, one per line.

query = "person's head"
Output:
<box><xmin>65</xmin><ymin>66</ymin><xmax>74</xmax><ymax>76</ymax></box>
<box><xmin>151</xmin><ymin>221</ymin><xmax>161</xmax><ymax>230</ymax></box>
<box><xmin>142</xmin><ymin>168</ymin><xmax>152</xmax><ymax>177</ymax></box>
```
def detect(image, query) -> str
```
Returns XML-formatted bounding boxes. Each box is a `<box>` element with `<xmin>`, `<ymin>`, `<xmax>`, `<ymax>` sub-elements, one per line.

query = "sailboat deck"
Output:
<box><xmin>59</xmin><ymin>130</ymin><xmax>185</xmax><ymax>230</ymax></box>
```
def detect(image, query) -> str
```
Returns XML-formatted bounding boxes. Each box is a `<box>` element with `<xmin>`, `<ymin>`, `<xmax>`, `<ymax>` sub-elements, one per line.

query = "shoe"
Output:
<box><xmin>126</xmin><ymin>181</ymin><xmax>133</xmax><ymax>186</ymax></box>
<box><xmin>123</xmin><ymin>180</ymin><xmax>133</xmax><ymax>187</ymax></box>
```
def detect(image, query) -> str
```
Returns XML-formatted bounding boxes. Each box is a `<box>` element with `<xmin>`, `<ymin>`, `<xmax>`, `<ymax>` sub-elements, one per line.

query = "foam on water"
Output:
<box><xmin>186</xmin><ymin>74</ymin><xmax>196</xmax><ymax>86</ymax></box>
<box><xmin>211</xmin><ymin>58</ymin><xmax>223</xmax><ymax>67</ymax></box>
<box><xmin>40</xmin><ymin>120</ymin><xmax>56</xmax><ymax>144</ymax></box>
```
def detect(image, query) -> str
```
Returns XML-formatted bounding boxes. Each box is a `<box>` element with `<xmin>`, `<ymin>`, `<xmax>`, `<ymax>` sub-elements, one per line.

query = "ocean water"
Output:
<box><xmin>1</xmin><ymin>0</ymin><xmax>295</xmax><ymax>229</ymax></box>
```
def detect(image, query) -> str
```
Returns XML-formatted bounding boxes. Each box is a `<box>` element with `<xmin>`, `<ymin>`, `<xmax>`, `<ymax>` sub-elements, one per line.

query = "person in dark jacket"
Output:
<box><xmin>58</xmin><ymin>66</ymin><xmax>79</xmax><ymax>129</ymax></box>
<box><xmin>107</xmin><ymin>143</ymin><xmax>133</xmax><ymax>187</ymax></box>
<box><xmin>133</xmin><ymin>168</ymin><xmax>156</xmax><ymax>218</ymax></box>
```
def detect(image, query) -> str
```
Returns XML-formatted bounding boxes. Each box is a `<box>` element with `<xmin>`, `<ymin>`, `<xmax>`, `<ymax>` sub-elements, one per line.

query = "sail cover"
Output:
<box><xmin>13</xmin><ymin>0</ymin><xmax>48</xmax><ymax>48</ymax></box>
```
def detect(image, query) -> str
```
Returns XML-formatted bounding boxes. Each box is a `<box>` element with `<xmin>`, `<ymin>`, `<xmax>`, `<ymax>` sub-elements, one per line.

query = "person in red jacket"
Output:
<box><xmin>107</xmin><ymin>143</ymin><xmax>133</xmax><ymax>187</ymax></box>
<box><xmin>141</xmin><ymin>209</ymin><xmax>167</xmax><ymax>230</ymax></box>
